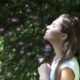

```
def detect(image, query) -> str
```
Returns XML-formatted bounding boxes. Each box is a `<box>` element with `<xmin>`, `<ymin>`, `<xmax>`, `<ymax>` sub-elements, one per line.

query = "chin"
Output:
<box><xmin>43</xmin><ymin>35</ymin><xmax>50</xmax><ymax>41</ymax></box>
<box><xmin>43</xmin><ymin>35</ymin><xmax>54</xmax><ymax>43</ymax></box>
<box><xmin>43</xmin><ymin>34</ymin><xmax>47</xmax><ymax>39</ymax></box>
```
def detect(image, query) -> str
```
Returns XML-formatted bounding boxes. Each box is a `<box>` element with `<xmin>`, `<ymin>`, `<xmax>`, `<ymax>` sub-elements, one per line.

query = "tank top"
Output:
<box><xmin>50</xmin><ymin>57</ymin><xmax>80</xmax><ymax>80</ymax></box>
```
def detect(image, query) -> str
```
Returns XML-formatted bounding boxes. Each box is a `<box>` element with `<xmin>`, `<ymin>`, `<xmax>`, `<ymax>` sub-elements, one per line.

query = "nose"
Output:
<box><xmin>46</xmin><ymin>25</ymin><xmax>51</xmax><ymax>29</ymax></box>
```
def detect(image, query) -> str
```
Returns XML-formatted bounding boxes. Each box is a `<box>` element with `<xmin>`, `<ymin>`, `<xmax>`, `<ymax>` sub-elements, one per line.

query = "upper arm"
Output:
<box><xmin>60</xmin><ymin>67</ymin><xmax>75</xmax><ymax>80</ymax></box>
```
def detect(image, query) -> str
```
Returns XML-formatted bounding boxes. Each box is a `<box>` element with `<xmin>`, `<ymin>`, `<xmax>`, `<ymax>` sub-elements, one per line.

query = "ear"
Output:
<box><xmin>61</xmin><ymin>33</ymin><xmax>68</xmax><ymax>40</ymax></box>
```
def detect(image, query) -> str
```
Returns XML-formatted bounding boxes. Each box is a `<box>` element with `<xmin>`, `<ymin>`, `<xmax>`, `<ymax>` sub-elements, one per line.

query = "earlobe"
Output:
<box><xmin>61</xmin><ymin>33</ymin><xmax>68</xmax><ymax>40</ymax></box>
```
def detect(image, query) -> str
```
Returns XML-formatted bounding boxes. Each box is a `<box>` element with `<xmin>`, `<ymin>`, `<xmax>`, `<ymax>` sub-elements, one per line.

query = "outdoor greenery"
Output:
<box><xmin>0</xmin><ymin>0</ymin><xmax>80</xmax><ymax>80</ymax></box>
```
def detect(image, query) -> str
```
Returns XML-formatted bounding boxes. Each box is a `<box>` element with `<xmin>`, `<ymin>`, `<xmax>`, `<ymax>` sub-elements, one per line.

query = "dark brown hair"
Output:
<box><xmin>54</xmin><ymin>14</ymin><xmax>80</xmax><ymax>80</ymax></box>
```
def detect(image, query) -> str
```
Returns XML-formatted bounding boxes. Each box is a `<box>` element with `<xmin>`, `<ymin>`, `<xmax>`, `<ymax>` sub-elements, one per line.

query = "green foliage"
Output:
<box><xmin>0</xmin><ymin>0</ymin><xmax>80</xmax><ymax>80</ymax></box>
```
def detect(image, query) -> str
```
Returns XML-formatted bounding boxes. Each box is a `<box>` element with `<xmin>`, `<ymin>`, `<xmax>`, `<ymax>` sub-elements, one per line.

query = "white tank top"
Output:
<box><xmin>50</xmin><ymin>57</ymin><xmax>80</xmax><ymax>80</ymax></box>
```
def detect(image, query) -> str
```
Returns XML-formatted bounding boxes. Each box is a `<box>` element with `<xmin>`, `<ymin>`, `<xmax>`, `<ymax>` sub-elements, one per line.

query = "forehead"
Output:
<box><xmin>52</xmin><ymin>17</ymin><xmax>63</xmax><ymax>25</ymax></box>
<box><xmin>52</xmin><ymin>17</ymin><xmax>63</xmax><ymax>31</ymax></box>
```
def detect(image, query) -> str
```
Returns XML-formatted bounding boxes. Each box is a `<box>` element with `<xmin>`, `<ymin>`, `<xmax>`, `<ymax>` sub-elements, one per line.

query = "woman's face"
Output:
<box><xmin>44</xmin><ymin>17</ymin><xmax>65</xmax><ymax>42</ymax></box>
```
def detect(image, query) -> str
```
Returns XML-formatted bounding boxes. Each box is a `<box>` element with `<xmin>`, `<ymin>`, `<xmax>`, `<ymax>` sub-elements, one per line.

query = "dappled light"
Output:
<box><xmin>0</xmin><ymin>0</ymin><xmax>80</xmax><ymax>80</ymax></box>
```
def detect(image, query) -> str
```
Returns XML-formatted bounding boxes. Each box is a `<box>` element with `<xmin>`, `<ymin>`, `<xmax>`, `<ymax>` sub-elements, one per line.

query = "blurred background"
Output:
<box><xmin>0</xmin><ymin>0</ymin><xmax>80</xmax><ymax>80</ymax></box>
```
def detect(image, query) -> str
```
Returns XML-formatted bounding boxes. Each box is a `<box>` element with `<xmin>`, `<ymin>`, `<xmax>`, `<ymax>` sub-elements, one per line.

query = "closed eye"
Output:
<box><xmin>53</xmin><ymin>25</ymin><xmax>56</xmax><ymax>28</ymax></box>
<box><xmin>52</xmin><ymin>24</ymin><xmax>56</xmax><ymax>28</ymax></box>
<box><xmin>52</xmin><ymin>22</ymin><xmax>56</xmax><ymax>28</ymax></box>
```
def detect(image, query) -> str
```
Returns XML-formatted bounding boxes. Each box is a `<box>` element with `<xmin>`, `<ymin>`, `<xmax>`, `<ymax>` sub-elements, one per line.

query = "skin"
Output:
<box><xmin>38</xmin><ymin>16</ymin><xmax>75</xmax><ymax>80</ymax></box>
<box><xmin>60</xmin><ymin>67</ymin><xmax>75</xmax><ymax>80</ymax></box>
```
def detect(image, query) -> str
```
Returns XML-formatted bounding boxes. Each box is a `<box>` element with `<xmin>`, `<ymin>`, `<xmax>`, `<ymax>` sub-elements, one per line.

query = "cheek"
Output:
<box><xmin>44</xmin><ymin>31</ymin><xmax>61</xmax><ymax>41</ymax></box>
<box><xmin>50</xmin><ymin>30</ymin><xmax>61</xmax><ymax>38</ymax></box>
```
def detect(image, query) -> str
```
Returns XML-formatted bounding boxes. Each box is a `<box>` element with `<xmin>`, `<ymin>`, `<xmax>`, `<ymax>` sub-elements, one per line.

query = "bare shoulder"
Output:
<box><xmin>60</xmin><ymin>67</ymin><xmax>75</xmax><ymax>80</ymax></box>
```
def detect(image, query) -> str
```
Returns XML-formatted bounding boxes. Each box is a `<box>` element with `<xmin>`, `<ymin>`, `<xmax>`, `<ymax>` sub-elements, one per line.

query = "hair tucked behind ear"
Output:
<box><xmin>54</xmin><ymin>14</ymin><xmax>80</xmax><ymax>80</ymax></box>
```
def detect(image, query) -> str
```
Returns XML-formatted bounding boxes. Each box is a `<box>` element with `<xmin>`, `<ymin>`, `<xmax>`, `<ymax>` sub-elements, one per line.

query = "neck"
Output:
<box><xmin>50</xmin><ymin>40</ymin><xmax>64</xmax><ymax>59</ymax></box>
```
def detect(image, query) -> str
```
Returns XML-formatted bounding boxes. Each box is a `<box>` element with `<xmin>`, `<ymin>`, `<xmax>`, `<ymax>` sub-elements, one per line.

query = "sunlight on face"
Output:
<box><xmin>44</xmin><ymin>17</ymin><xmax>63</xmax><ymax>42</ymax></box>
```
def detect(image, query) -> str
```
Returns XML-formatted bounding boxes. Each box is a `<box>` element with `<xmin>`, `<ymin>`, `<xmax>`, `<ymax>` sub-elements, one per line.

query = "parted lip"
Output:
<box><xmin>45</xmin><ymin>31</ymin><xmax>48</xmax><ymax>34</ymax></box>
<box><xmin>45</xmin><ymin>29</ymin><xmax>50</xmax><ymax>34</ymax></box>
<box><xmin>46</xmin><ymin>30</ymin><xmax>49</xmax><ymax>33</ymax></box>
<box><xmin>45</xmin><ymin>31</ymin><xmax>47</xmax><ymax>33</ymax></box>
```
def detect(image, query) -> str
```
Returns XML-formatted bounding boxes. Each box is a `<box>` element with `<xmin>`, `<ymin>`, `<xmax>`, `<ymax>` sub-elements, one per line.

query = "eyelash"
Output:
<box><xmin>52</xmin><ymin>23</ymin><xmax>56</xmax><ymax>28</ymax></box>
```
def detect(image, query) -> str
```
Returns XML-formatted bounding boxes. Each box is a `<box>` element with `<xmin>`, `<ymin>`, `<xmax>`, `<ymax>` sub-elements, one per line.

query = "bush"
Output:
<box><xmin>0</xmin><ymin>0</ymin><xmax>80</xmax><ymax>80</ymax></box>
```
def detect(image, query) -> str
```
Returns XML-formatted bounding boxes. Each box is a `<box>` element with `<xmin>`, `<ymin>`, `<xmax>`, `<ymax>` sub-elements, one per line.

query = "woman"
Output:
<box><xmin>38</xmin><ymin>14</ymin><xmax>80</xmax><ymax>80</ymax></box>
